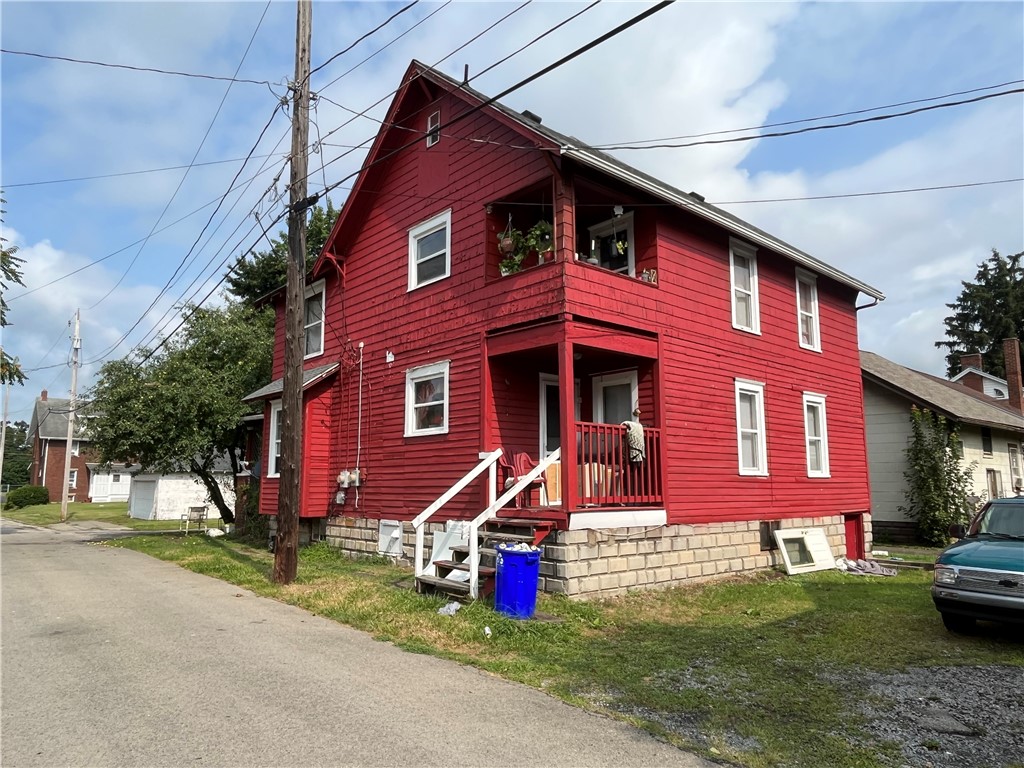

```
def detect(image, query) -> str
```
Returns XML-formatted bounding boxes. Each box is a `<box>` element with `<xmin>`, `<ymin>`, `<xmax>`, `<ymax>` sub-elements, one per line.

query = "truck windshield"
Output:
<box><xmin>969</xmin><ymin>501</ymin><xmax>1024</xmax><ymax>538</ymax></box>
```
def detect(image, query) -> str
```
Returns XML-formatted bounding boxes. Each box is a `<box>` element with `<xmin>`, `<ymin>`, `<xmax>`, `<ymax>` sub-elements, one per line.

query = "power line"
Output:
<box><xmin>0</xmin><ymin>47</ymin><xmax>276</xmax><ymax>87</ymax></box>
<box><xmin>3</xmin><ymin>153</ymin><xmax>284</xmax><ymax>189</ymax></box>
<box><xmin>605</xmin><ymin>78</ymin><xmax>1024</xmax><ymax>147</ymax></box>
<box><xmin>713</xmin><ymin>178</ymin><xmax>1024</xmax><ymax>205</ymax></box>
<box><xmin>306</xmin><ymin>0</ymin><xmax>420</xmax><ymax>82</ymax></box>
<box><xmin>315</xmin><ymin>2</ymin><xmax>676</xmax><ymax>203</ymax></box>
<box><xmin>6</xmin><ymin>160</ymin><xmax>287</xmax><ymax>303</ymax></box>
<box><xmin>586</xmin><ymin>88</ymin><xmax>1024</xmax><ymax>150</ymax></box>
<box><xmin>87</xmin><ymin>0</ymin><xmax>276</xmax><ymax>311</ymax></box>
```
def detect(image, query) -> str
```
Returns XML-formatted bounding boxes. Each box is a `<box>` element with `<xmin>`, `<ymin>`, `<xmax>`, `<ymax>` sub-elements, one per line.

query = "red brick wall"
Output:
<box><xmin>33</xmin><ymin>440</ymin><xmax>93</xmax><ymax>503</ymax></box>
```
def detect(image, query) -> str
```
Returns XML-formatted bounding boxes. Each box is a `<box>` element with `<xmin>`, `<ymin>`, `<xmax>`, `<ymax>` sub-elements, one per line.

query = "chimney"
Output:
<box><xmin>1003</xmin><ymin>337</ymin><xmax>1023</xmax><ymax>415</ymax></box>
<box><xmin>40</xmin><ymin>389</ymin><xmax>48</xmax><ymax>402</ymax></box>
<box><xmin>957</xmin><ymin>352</ymin><xmax>985</xmax><ymax>393</ymax></box>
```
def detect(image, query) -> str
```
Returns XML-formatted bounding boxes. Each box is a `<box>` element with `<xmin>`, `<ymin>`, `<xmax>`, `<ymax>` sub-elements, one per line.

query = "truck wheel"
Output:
<box><xmin>941</xmin><ymin>612</ymin><xmax>976</xmax><ymax>633</ymax></box>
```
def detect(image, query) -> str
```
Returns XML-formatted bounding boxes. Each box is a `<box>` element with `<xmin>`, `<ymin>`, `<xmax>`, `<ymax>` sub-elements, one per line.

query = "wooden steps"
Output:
<box><xmin>414</xmin><ymin>515</ymin><xmax>558</xmax><ymax>599</ymax></box>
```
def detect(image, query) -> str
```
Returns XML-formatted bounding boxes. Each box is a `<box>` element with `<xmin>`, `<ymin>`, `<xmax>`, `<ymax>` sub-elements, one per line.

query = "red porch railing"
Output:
<box><xmin>575</xmin><ymin>421</ymin><xmax>662</xmax><ymax>506</ymax></box>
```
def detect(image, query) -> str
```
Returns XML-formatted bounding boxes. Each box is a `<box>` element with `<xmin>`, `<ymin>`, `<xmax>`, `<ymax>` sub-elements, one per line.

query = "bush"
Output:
<box><xmin>5</xmin><ymin>485</ymin><xmax>50</xmax><ymax>509</ymax></box>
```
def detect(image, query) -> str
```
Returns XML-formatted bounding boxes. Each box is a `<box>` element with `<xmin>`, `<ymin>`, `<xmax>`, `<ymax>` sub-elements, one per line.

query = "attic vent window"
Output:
<box><xmin>994</xmin><ymin>387</ymin><xmax>1006</xmax><ymax>398</ymax></box>
<box><xmin>522</xmin><ymin>109</ymin><xmax>543</xmax><ymax>124</ymax></box>
<box><xmin>426</xmin><ymin>110</ymin><xmax>440</xmax><ymax>147</ymax></box>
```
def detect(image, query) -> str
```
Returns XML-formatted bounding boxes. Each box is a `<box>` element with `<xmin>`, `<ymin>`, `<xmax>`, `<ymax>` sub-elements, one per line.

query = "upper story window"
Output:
<box><xmin>71</xmin><ymin>440</ymin><xmax>81</xmax><ymax>457</ymax></box>
<box><xmin>796</xmin><ymin>269</ymin><xmax>821</xmax><ymax>352</ymax></box>
<box><xmin>426</xmin><ymin>110</ymin><xmax>441</xmax><ymax>147</ymax></box>
<box><xmin>268</xmin><ymin>401</ymin><xmax>283</xmax><ymax>478</ymax></box>
<box><xmin>304</xmin><ymin>279</ymin><xmax>325</xmax><ymax>358</ymax></box>
<box><xmin>69</xmin><ymin>469</ymin><xmax>78</xmax><ymax>488</ymax></box>
<box><xmin>408</xmin><ymin>210</ymin><xmax>451</xmax><ymax>291</ymax></box>
<box><xmin>730</xmin><ymin>239</ymin><xmax>760</xmax><ymax>334</ymax></box>
<box><xmin>735</xmin><ymin>379</ymin><xmax>768</xmax><ymax>476</ymax></box>
<box><xmin>405</xmin><ymin>361</ymin><xmax>450</xmax><ymax>437</ymax></box>
<box><xmin>588</xmin><ymin>212</ymin><xmax>634</xmax><ymax>276</ymax></box>
<box><xmin>981</xmin><ymin>427</ymin><xmax>993</xmax><ymax>457</ymax></box>
<box><xmin>803</xmin><ymin>393</ymin><xmax>830</xmax><ymax>478</ymax></box>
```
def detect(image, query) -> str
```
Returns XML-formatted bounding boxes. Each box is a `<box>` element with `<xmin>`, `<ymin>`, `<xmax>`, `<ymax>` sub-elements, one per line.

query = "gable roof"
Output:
<box><xmin>27</xmin><ymin>397</ymin><xmax>91</xmax><ymax>441</ymax></box>
<box><xmin>318</xmin><ymin>60</ymin><xmax>885</xmax><ymax>302</ymax></box>
<box><xmin>949</xmin><ymin>366</ymin><xmax>1018</xmax><ymax>398</ymax></box>
<box><xmin>861</xmin><ymin>350</ymin><xmax>1024</xmax><ymax>432</ymax></box>
<box><xmin>242</xmin><ymin>362</ymin><xmax>340</xmax><ymax>402</ymax></box>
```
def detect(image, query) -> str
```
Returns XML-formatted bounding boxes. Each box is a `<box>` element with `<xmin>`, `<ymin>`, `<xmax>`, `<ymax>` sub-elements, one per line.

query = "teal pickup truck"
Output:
<box><xmin>932</xmin><ymin>495</ymin><xmax>1024</xmax><ymax>632</ymax></box>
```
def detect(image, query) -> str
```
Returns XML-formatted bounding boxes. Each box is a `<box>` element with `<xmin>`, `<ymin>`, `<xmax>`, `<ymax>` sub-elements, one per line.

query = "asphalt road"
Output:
<box><xmin>1</xmin><ymin>520</ymin><xmax>712</xmax><ymax>768</ymax></box>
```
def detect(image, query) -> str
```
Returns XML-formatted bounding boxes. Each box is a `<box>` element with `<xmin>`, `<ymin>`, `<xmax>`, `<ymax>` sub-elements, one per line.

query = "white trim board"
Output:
<box><xmin>569</xmin><ymin>509</ymin><xmax>667</xmax><ymax>530</ymax></box>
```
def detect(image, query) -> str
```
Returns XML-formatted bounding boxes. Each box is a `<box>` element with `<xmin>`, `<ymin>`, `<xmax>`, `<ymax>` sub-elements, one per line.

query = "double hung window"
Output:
<box><xmin>408</xmin><ymin>210</ymin><xmax>451</xmax><ymax>290</ymax></box>
<box><xmin>587</xmin><ymin>212</ymin><xmax>634</xmax><ymax>276</ymax></box>
<box><xmin>304</xmin><ymin>279</ymin><xmax>325</xmax><ymax>358</ymax></box>
<box><xmin>803</xmin><ymin>393</ymin><xmax>830</xmax><ymax>477</ymax></box>
<box><xmin>796</xmin><ymin>269</ymin><xmax>820</xmax><ymax>351</ymax></box>
<box><xmin>730</xmin><ymin>239</ymin><xmax>760</xmax><ymax>334</ymax></box>
<box><xmin>405</xmin><ymin>361</ymin><xmax>450</xmax><ymax>436</ymax></box>
<box><xmin>268</xmin><ymin>401</ymin><xmax>283</xmax><ymax>477</ymax></box>
<box><xmin>735</xmin><ymin>379</ymin><xmax>768</xmax><ymax>475</ymax></box>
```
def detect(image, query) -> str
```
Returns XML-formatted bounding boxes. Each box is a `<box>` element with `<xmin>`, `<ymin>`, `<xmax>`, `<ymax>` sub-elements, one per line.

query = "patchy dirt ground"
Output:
<box><xmin>601</xmin><ymin>663</ymin><xmax>1023</xmax><ymax>768</ymax></box>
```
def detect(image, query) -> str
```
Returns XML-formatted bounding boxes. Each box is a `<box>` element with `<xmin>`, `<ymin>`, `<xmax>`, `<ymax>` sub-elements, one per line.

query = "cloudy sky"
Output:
<box><xmin>2</xmin><ymin>0</ymin><xmax>1022</xmax><ymax>425</ymax></box>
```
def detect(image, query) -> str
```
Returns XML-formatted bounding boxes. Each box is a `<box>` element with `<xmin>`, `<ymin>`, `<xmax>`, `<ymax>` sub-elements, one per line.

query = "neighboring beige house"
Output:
<box><xmin>861</xmin><ymin>338</ymin><xmax>1024</xmax><ymax>542</ymax></box>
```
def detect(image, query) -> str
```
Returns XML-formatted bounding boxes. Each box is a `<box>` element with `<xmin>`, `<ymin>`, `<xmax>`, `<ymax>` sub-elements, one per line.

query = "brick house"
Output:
<box><xmin>247</xmin><ymin>61</ymin><xmax>886</xmax><ymax>598</ymax></box>
<box><xmin>26</xmin><ymin>390</ymin><xmax>94</xmax><ymax>502</ymax></box>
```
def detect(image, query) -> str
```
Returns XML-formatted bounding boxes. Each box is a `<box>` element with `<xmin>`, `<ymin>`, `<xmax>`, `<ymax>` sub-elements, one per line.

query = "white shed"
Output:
<box><xmin>87</xmin><ymin>464</ymin><xmax>134</xmax><ymax>503</ymax></box>
<box><xmin>127</xmin><ymin>471</ymin><xmax>234</xmax><ymax>521</ymax></box>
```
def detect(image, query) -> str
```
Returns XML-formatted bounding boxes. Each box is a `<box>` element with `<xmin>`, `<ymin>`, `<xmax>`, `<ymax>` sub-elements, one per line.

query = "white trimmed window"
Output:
<box><xmin>304</xmin><ymin>279</ymin><xmax>325</xmax><ymax>359</ymax></box>
<box><xmin>71</xmin><ymin>440</ymin><xmax>81</xmax><ymax>457</ymax></box>
<box><xmin>735</xmin><ymin>379</ymin><xmax>768</xmax><ymax>476</ymax></box>
<box><xmin>803</xmin><ymin>393</ymin><xmax>830</xmax><ymax>478</ymax></box>
<box><xmin>730</xmin><ymin>239</ymin><xmax>760</xmax><ymax>334</ymax></box>
<box><xmin>588</xmin><ymin>212</ymin><xmax>634</xmax><ymax>276</ymax></box>
<box><xmin>796</xmin><ymin>269</ymin><xmax>821</xmax><ymax>351</ymax></box>
<box><xmin>426</xmin><ymin>110</ymin><xmax>441</xmax><ymax>147</ymax></box>
<box><xmin>69</xmin><ymin>469</ymin><xmax>78</xmax><ymax>489</ymax></box>
<box><xmin>408</xmin><ymin>210</ymin><xmax>451</xmax><ymax>290</ymax></box>
<box><xmin>405</xmin><ymin>361</ymin><xmax>450</xmax><ymax>437</ymax></box>
<box><xmin>268</xmin><ymin>401</ymin><xmax>283</xmax><ymax>478</ymax></box>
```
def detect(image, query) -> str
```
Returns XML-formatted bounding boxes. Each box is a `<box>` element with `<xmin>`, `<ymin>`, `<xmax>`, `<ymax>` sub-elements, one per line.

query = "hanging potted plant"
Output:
<box><xmin>497</xmin><ymin>230</ymin><xmax>526</xmax><ymax>275</ymax></box>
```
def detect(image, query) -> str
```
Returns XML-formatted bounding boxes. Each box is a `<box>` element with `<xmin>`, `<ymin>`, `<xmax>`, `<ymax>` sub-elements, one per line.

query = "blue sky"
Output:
<box><xmin>2</xmin><ymin>0</ymin><xmax>1022</xmax><ymax>427</ymax></box>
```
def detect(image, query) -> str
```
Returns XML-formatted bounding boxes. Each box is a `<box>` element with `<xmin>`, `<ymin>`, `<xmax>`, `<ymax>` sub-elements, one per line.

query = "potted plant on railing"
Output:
<box><xmin>526</xmin><ymin>219</ymin><xmax>554</xmax><ymax>263</ymax></box>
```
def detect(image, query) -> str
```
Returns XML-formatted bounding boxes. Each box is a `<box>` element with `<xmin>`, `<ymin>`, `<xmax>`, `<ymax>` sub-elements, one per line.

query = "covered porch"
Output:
<box><xmin>483</xmin><ymin>318</ymin><xmax>665</xmax><ymax>525</ymax></box>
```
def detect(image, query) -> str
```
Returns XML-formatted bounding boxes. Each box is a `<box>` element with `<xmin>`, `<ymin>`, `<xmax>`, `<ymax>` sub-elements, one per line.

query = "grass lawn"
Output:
<box><xmin>3</xmin><ymin>502</ymin><xmax>184</xmax><ymax>530</ymax></box>
<box><xmin>107</xmin><ymin>535</ymin><xmax>1024</xmax><ymax>768</ymax></box>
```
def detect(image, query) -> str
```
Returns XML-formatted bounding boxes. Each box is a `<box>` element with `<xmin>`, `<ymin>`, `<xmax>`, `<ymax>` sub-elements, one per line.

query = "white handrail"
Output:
<box><xmin>412</xmin><ymin>449</ymin><xmax>503</xmax><ymax>578</ymax></box>
<box><xmin>469</xmin><ymin>448</ymin><xmax>560</xmax><ymax>598</ymax></box>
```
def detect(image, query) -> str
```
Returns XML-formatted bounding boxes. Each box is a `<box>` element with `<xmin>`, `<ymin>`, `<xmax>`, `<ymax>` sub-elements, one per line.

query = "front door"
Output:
<box><xmin>539</xmin><ymin>374</ymin><xmax>579</xmax><ymax>505</ymax></box>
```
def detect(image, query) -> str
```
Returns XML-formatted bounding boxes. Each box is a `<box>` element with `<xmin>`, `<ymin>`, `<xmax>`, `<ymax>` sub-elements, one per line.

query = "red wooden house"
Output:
<box><xmin>247</xmin><ymin>61</ymin><xmax>885</xmax><ymax>598</ymax></box>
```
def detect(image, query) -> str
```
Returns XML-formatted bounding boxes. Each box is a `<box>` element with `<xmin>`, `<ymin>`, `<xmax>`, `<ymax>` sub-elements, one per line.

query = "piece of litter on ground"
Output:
<box><xmin>837</xmin><ymin>557</ymin><xmax>898</xmax><ymax>577</ymax></box>
<box><xmin>206</xmin><ymin>528</ymin><xmax>225</xmax><ymax>538</ymax></box>
<box><xmin>438</xmin><ymin>601</ymin><xmax>462</xmax><ymax>616</ymax></box>
<box><xmin>484</xmin><ymin>626</ymin><xmax>492</xmax><ymax>639</ymax></box>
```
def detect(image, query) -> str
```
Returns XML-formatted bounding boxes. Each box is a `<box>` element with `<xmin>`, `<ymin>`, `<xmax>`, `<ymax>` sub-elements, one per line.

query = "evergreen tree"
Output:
<box><xmin>225</xmin><ymin>201</ymin><xmax>338</xmax><ymax>304</ymax></box>
<box><xmin>936</xmin><ymin>249</ymin><xmax>1023</xmax><ymax>378</ymax></box>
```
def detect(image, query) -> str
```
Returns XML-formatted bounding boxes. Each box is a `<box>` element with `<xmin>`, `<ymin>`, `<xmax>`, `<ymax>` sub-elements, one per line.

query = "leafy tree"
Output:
<box><xmin>225</xmin><ymin>201</ymin><xmax>338</xmax><ymax>304</ymax></box>
<box><xmin>1</xmin><ymin>194</ymin><xmax>26</xmax><ymax>385</ymax></box>
<box><xmin>936</xmin><ymin>249</ymin><xmax>1023</xmax><ymax>378</ymax></box>
<box><xmin>1</xmin><ymin>422</ymin><xmax>32</xmax><ymax>488</ymax></box>
<box><xmin>88</xmin><ymin>303</ymin><xmax>274</xmax><ymax>522</ymax></box>
<box><xmin>899</xmin><ymin>407</ymin><xmax>977</xmax><ymax>546</ymax></box>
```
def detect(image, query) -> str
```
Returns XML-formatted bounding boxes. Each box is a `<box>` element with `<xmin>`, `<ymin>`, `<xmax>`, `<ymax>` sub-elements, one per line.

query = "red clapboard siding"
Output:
<box><xmin>258</xmin><ymin>64</ymin><xmax>872</xmax><ymax>528</ymax></box>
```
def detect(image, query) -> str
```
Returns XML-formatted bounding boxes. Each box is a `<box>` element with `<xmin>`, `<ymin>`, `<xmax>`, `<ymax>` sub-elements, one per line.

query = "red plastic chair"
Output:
<box><xmin>499</xmin><ymin>451</ymin><xmax>547</xmax><ymax>508</ymax></box>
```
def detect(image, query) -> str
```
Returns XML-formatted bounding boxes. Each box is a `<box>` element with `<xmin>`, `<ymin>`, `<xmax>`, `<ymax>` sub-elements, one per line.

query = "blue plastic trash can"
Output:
<box><xmin>494</xmin><ymin>544</ymin><xmax>541</xmax><ymax>620</ymax></box>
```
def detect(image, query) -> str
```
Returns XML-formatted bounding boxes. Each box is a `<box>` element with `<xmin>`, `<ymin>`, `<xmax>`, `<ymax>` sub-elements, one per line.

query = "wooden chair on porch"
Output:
<box><xmin>498</xmin><ymin>452</ymin><xmax>547</xmax><ymax>508</ymax></box>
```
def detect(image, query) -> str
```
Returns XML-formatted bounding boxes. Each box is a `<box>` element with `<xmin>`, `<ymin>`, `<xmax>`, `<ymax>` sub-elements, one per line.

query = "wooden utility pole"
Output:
<box><xmin>60</xmin><ymin>309</ymin><xmax>80</xmax><ymax>522</ymax></box>
<box><xmin>273</xmin><ymin>0</ymin><xmax>312</xmax><ymax>584</ymax></box>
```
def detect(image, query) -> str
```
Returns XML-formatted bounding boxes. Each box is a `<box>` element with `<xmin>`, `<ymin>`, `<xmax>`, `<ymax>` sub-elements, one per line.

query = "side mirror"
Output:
<box><xmin>948</xmin><ymin>523</ymin><xmax>967</xmax><ymax>539</ymax></box>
